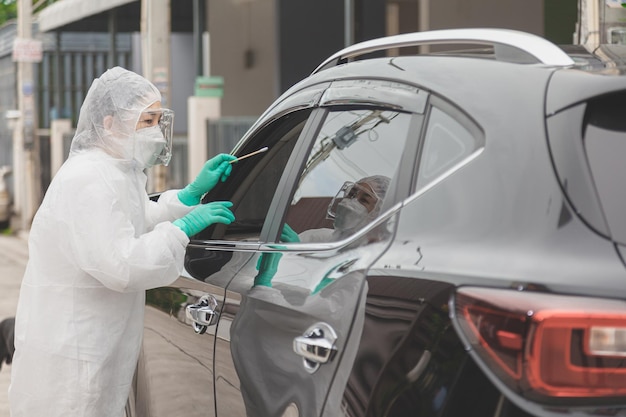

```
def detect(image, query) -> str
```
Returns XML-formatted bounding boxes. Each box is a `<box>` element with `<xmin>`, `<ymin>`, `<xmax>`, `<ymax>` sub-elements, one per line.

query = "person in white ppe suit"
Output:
<box><xmin>9</xmin><ymin>67</ymin><xmax>237</xmax><ymax>417</ymax></box>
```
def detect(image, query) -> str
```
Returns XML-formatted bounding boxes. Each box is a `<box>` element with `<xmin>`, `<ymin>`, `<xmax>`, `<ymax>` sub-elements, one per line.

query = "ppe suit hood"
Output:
<box><xmin>69</xmin><ymin>66</ymin><xmax>161</xmax><ymax>167</ymax></box>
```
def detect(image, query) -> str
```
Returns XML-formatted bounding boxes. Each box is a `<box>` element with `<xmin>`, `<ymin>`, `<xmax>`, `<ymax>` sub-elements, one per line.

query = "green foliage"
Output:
<box><xmin>33</xmin><ymin>0</ymin><xmax>59</xmax><ymax>14</ymax></box>
<box><xmin>0</xmin><ymin>0</ymin><xmax>16</xmax><ymax>27</ymax></box>
<box><xmin>0</xmin><ymin>0</ymin><xmax>61</xmax><ymax>27</ymax></box>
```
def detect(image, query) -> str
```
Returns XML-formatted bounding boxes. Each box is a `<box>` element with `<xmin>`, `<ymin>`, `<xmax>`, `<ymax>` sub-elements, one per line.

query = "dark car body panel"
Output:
<box><xmin>546</xmin><ymin>67</ymin><xmax>626</xmax><ymax>115</ymax></box>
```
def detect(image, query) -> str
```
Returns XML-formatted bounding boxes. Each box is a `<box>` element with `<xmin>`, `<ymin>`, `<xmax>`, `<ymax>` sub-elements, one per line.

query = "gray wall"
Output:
<box><xmin>429</xmin><ymin>0</ymin><xmax>544</xmax><ymax>35</ymax></box>
<box><xmin>207</xmin><ymin>0</ymin><xmax>545</xmax><ymax>119</ymax></box>
<box><xmin>278</xmin><ymin>0</ymin><xmax>346</xmax><ymax>93</ymax></box>
<box><xmin>210</xmin><ymin>0</ymin><xmax>278</xmax><ymax>118</ymax></box>
<box><xmin>130</xmin><ymin>32</ymin><xmax>196</xmax><ymax>136</ymax></box>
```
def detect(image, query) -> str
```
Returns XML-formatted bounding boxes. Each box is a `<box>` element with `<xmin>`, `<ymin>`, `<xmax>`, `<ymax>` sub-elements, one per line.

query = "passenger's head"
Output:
<box><xmin>329</xmin><ymin>175</ymin><xmax>391</xmax><ymax>233</ymax></box>
<box><xmin>69</xmin><ymin>66</ymin><xmax>174</xmax><ymax>168</ymax></box>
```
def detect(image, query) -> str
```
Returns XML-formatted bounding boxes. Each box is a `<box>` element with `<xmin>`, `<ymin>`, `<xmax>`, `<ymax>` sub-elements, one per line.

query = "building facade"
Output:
<box><xmin>1</xmin><ymin>0</ymin><xmax>577</xmax><ymax>229</ymax></box>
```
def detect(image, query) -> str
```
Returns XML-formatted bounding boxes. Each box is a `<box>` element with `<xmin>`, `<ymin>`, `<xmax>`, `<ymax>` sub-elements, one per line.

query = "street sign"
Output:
<box><xmin>12</xmin><ymin>38</ymin><xmax>43</xmax><ymax>63</ymax></box>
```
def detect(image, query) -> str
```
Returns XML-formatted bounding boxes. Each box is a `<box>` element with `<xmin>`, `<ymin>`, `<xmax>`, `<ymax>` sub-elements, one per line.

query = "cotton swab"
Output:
<box><xmin>229</xmin><ymin>147</ymin><xmax>269</xmax><ymax>163</ymax></box>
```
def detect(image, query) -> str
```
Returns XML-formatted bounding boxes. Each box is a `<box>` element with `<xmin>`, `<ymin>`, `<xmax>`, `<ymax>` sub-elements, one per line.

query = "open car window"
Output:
<box><xmin>195</xmin><ymin>109</ymin><xmax>313</xmax><ymax>242</ymax></box>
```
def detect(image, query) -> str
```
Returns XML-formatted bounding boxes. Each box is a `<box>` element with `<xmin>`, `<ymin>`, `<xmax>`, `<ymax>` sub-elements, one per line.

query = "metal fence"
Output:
<box><xmin>167</xmin><ymin>116</ymin><xmax>256</xmax><ymax>189</ymax></box>
<box><xmin>38</xmin><ymin>32</ymin><xmax>133</xmax><ymax>129</ymax></box>
<box><xmin>207</xmin><ymin>116</ymin><xmax>257</xmax><ymax>156</ymax></box>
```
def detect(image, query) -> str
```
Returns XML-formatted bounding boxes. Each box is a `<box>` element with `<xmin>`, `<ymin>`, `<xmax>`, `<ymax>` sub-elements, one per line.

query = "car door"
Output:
<box><xmin>339</xmin><ymin>97</ymin><xmax>489</xmax><ymax>417</ymax></box>
<box><xmin>136</xmin><ymin>83</ymin><xmax>329</xmax><ymax>417</ymax></box>
<box><xmin>213</xmin><ymin>80</ymin><xmax>428</xmax><ymax>417</ymax></box>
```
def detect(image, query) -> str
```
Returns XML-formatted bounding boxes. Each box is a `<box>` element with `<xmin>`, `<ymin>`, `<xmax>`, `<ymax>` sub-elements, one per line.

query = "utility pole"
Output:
<box><xmin>418</xmin><ymin>0</ymin><xmax>430</xmax><ymax>53</ymax></box>
<box><xmin>578</xmin><ymin>0</ymin><xmax>601</xmax><ymax>49</ymax></box>
<box><xmin>344</xmin><ymin>0</ymin><xmax>354</xmax><ymax>47</ymax></box>
<box><xmin>141</xmin><ymin>0</ymin><xmax>171</xmax><ymax>192</ymax></box>
<box><xmin>14</xmin><ymin>0</ymin><xmax>41</xmax><ymax>231</ymax></box>
<box><xmin>577</xmin><ymin>0</ymin><xmax>626</xmax><ymax>52</ymax></box>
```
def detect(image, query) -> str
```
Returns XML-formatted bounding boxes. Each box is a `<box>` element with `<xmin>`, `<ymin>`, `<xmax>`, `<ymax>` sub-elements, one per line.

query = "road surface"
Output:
<box><xmin>0</xmin><ymin>232</ymin><xmax>28</xmax><ymax>416</ymax></box>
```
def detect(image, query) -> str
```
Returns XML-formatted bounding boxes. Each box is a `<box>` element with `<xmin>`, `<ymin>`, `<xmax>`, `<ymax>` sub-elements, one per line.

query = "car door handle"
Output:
<box><xmin>293</xmin><ymin>322</ymin><xmax>338</xmax><ymax>373</ymax></box>
<box><xmin>185</xmin><ymin>294</ymin><xmax>219</xmax><ymax>334</ymax></box>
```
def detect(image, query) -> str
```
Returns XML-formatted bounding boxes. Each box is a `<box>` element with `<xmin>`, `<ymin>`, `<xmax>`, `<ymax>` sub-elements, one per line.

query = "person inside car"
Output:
<box><xmin>233</xmin><ymin>177</ymin><xmax>391</xmax><ymax>417</ymax></box>
<box><xmin>9</xmin><ymin>66</ymin><xmax>236</xmax><ymax>417</ymax></box>
<box><xmin>254</xmin><ymin>175</ymin><xmax>391</xmax><ymax>289</ymax></box>
<box><xmin>275</xmin><ymin>174</ymin><xmax>391</xmax><ymax>245</ymax></box>
<box><xmin>297</xmin><ymin>174</ymin><xmax>391</xmax><ymax>243</ymax></box>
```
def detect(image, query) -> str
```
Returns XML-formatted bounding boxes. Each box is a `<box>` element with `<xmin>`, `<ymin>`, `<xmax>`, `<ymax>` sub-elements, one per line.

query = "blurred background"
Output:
<box><xmin>0</xmin><ymin>0</ymin><xmax>619</xmax><ymax>233</ymax></box>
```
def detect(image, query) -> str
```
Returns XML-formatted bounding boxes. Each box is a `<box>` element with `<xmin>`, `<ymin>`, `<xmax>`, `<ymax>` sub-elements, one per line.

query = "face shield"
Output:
<box><xmin>327</xmin><ymin>181</ymin><xmax>382</xmax><ymax>220</ymax></box>
<box><xmin>133</xmin><ymin>107</ymin><xmax>175</xmax><ymax>168</ymax></box>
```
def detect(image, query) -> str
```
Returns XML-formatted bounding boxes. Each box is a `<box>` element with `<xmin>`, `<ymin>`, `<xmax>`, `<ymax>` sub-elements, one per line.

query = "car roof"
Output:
<box><xmin>294</xmin><ymin>29</ymin><xmax>626</xmax><ymax>117</ymax></box>
<box><xmin>312</xmin><ymin>28</ymin><xmax>576</xmax><ymax>72</ymax></box>
<box><xmin>303</xmin><ymin>55</ymin><xmax>553</xmax><ymax>123</ymax></box>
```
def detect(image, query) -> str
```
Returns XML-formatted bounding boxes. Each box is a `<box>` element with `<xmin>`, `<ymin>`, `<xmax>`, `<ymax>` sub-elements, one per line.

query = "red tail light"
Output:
<box><xmin>452</xmin><ymin>287</ymin><xmax>626</xmax><ymax>405</ymax></box>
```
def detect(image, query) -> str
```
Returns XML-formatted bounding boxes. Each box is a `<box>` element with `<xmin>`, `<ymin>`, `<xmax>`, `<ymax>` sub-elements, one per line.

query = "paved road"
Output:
<box><xmin>0</xmin><ymin>233</ymin><xmax>28</xmax><ymax>416</ymax></box>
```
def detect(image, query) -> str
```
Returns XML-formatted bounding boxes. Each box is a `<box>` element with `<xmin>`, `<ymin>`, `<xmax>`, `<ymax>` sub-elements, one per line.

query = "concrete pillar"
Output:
<box><xmin>580</xmin><ymin>0</ymin><xmax>600</xmax><ymax>49</ymax></box>
<box><xmin>141</xmin><ymin>0</ymin><xmax>171</xmax><ymax>192</ymax></box>
<box><xmin>187</xmin><ymin>96</ymin><xmax>220</xmax><ymax>183</ymax></box>
<box><xmin>15</xmin><ymin>0</ymin><xmax>41</xmax><ymax>230</ymax></box>
<box><xmin>418</xmin><ymin>0</ymin><xmax>430</xmax><ymax>54</ymax></box>
<box><xmin>344</xmin><ymin>0</ymin><xmax>354</xmax><ymax>47</ymax></box>
<box><xmin>50</xmin><ymin>119</ymin><xmax>72</xmax><ymax>177</ymax></box>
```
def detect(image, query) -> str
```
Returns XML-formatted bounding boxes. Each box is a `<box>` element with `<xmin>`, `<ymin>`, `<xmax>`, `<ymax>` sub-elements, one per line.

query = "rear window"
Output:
<box><xmin>584</xmin><ymin>92</ymin><xmax>626</xmax><ymax>244</ymax></box>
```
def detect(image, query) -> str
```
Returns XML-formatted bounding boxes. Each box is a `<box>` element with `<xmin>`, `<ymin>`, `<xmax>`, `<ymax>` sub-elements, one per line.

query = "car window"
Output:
<box><xmin>279</xmin><ymin>107</ymin><xmax>414</xmax><ymax>244</ymax></box>
<box><xmin>583</xmin><ymin>92</ymin><xmax>626</xmax><ymax>244</ymax></box>
<box><xmin>196</xmin><ymin>109</ymin><xmax>313</xmax><ymax>241</ymax></box>
<box><xmin>416</xmin><ymin>104</ymin><xmax>483</xmax><ymax>190</ymax></box>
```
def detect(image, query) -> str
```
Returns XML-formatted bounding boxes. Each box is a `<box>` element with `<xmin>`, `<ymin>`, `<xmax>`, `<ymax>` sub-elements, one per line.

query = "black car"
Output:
<box><xmin>129</xmin><ymin>28</ymin><xmax>626</xmax><ymax>417</ymax></box>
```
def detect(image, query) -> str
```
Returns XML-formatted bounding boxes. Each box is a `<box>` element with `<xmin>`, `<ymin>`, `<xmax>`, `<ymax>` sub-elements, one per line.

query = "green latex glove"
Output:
<box><xmin>312</xmin><ymin>277</ymin><xmax>334</xmax><ymax>295</ymax></box>
<box><xmin>173</xmin><ymin>201</ymin><xmax>235</xmax><ymax>237</ymax></box>
<box><xmin>178</xmin><ymin>154</ymin><xmax>238</xmax><ymax>206</ymax></box>
<box><xmin>254</xmin><ymin>252</ymin><xmax>283</xmax><ymax>287</ymax></box>
<box><xmin>280</xmin><ymin>223</ymin><xmax>300</xmax><ymax>243</ymax></box>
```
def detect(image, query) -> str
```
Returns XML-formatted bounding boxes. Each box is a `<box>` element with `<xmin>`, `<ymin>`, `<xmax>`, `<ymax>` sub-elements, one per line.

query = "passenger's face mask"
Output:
<box><xmin>133</xmin><ymin>126</ymin><xmax>166</xmax><ymax>168</ymax></box>
<box><xmin>334</xmin><ymin>198</ymin><xmax>368</xmax><ymax>231</ymax></box>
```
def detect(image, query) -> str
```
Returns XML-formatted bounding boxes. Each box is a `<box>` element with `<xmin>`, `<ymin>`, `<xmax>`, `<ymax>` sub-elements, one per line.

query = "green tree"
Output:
<box><xmin>0</xmin><ymin>0</ymin><xmax>61</xmax><ymax>28</ymax></box>
<box><xmin>0</xmin><ymin>0</ymin><xmax>17</xmax><ymax>27</ymax></box>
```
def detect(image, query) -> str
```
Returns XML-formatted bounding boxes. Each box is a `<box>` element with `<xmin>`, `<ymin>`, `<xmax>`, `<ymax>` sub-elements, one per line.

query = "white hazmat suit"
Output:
<box><xmin>9</xmin><ymin>67</ymin><xmax>194</xmax><ymax>417</ymax></box>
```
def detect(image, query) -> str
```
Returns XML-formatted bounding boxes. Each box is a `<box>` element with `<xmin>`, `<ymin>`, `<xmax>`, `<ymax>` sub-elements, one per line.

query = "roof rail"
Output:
<box><xmin>312</xmin><ymin>28</ymin><xmax>575</xmax><ymax>74</ymax></box>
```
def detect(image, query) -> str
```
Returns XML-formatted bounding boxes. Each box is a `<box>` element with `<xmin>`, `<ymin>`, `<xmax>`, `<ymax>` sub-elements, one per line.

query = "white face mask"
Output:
<box><xmin>334</xmin><ymin>198</ymin><xmax>368</xmax><ymax>231</ymax></box>
<box><xmin>133</xmin><ymin>125</ymin><xmax>166</xmax><ymax>168</ymax></box>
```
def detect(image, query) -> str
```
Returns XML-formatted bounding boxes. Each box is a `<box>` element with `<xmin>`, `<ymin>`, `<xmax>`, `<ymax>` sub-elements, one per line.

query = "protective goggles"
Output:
<box><xmin>139</xmin><ymin>108</ymin><xmax>175</xmax><ymax>166</ymax></box>
<box><xmin>327</xmin><ymin>181</ymin><xmax>381</xmax><ymax>219</ymax></box>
